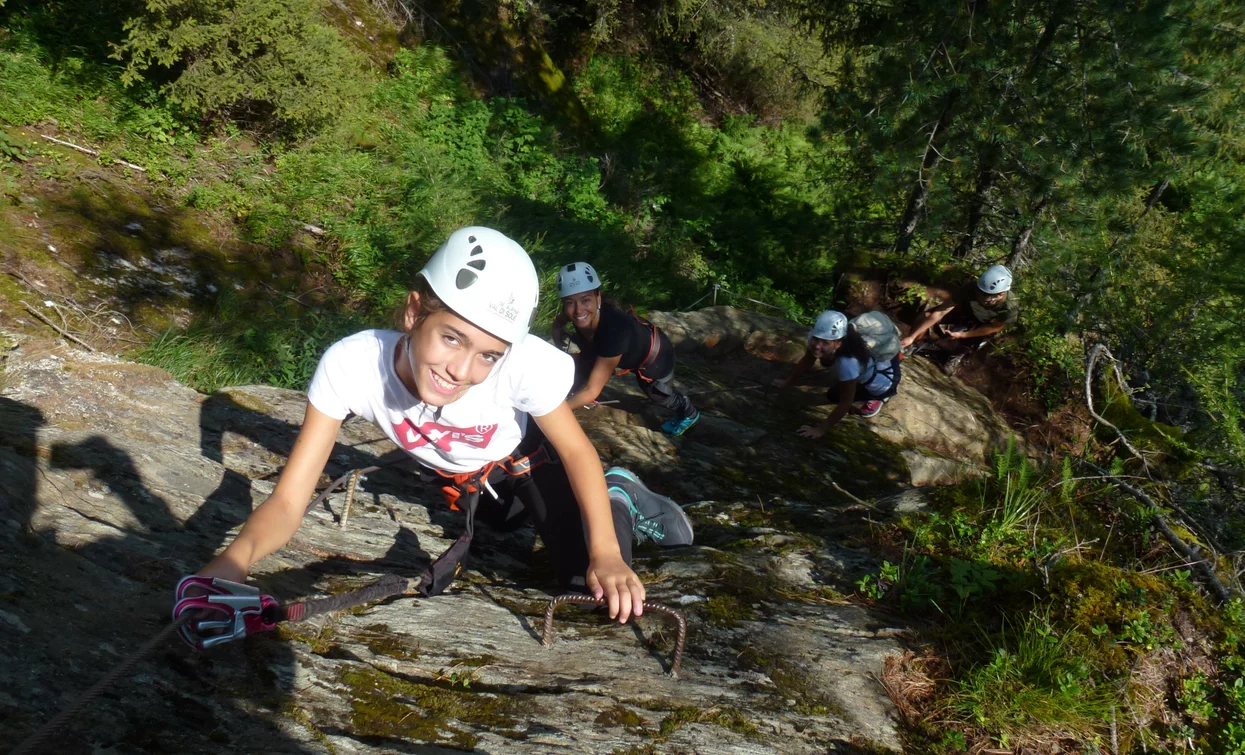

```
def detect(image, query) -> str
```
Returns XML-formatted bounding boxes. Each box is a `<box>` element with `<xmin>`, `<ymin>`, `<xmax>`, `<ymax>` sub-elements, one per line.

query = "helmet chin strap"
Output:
<box><xmin>404</xmin><ymin>334</ymin><xmax>422</xmax><ymax>401</ymax></box>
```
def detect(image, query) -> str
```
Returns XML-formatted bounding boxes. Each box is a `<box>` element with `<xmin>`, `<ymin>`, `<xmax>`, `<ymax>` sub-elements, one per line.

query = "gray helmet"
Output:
<box><xmin>557</xmin><ymin>262</ymin><xmax>602</xmax><ymax>298</ymax></box>
<box><xmin>810</xmin><ymin>310</ymin><xmax>848</xmax><ymax>341</ymax></box>
<box><xmin>977</xmin><ymin>264</ymin><xmax>1013</xmax><ymax>294</ymax></box>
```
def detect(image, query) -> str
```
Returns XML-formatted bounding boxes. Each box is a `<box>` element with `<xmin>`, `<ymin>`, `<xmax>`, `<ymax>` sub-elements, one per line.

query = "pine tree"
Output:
<box><xmin>116</xmin><ymin>0</ymin><xmax>366</xmax><ymax>131</ymax></box>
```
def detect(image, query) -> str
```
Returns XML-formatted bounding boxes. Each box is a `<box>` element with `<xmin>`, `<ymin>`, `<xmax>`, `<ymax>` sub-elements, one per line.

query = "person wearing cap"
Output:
<box><xmin>900</xmin><ymin>264</ymin><xmax>1018</xmax><ymax>350</ymax></box>
<box><xmin>552</xmin><ymin>262</ymin><xmax>700</xmax><ymax>437</ymax></box>
<box><xmin>773</xmin><ymin>310</ymin><xmax>902</xmax><ymax>438</ymax></box>
<box><xmin>175</xmin><ymin>229</ymin><xmax>697</xmax><ymax>649</ymax></box>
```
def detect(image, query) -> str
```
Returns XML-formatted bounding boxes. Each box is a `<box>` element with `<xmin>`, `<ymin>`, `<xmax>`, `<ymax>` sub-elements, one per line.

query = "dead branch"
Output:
<box><xmin>1086</xmin><ymin>461</ymin><xmax>1233</xmax><ymax>603</ymax></box>
<box><xmin>6</xmin><ymin>268</ymin><xmax>143</xmax><ymax>344</ymax></box>
<box><xmin>21</xmin><ymin>301</ymin><xmax>97</xmax><ymax>352</ymax></box>
<box><xmin>40</xmin><ymin>134</ymin><xmax>147</xmax><ymax>173</ymax></box>
<box><xmin>1085</xmin><ymin>344</ymin><xmax>1151</xmax><ymax>471</ymax></box>
<box><xmin>831</xmin><ymin>479</ymin><xmax>870</xmax><ymax>507</ymax></box>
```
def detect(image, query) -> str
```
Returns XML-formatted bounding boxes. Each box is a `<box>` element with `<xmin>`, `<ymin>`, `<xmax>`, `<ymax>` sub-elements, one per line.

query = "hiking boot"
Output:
<box><xmin>857</xmin><ymin>398</ymin><xmax>885</xmax><ymax>418</ymax></box>
<box><xmin>661</xmin><ymin>411</ymin><xmax>700</xmax><ymax>437</ymax></box>
<box><xmin>605</xmin><ymin>467</ymin><xmax>694</xmax><ymax>546</ymax></box>
<box><xmin>943</xmin><ymin>353</ymin><xmax>966</xmax><ymax>377</ymax></box>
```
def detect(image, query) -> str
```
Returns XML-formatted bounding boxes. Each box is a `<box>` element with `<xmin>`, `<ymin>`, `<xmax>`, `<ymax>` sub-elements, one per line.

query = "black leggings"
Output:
<box><xmin>432</xmin><ymin>423</ymin><xmax>633</xmax><ymax>589</ymax></box>
<box><xmin>573</xmin><ymin>330</ymin><xmax>697</xmax><ymax>420</ymax></box>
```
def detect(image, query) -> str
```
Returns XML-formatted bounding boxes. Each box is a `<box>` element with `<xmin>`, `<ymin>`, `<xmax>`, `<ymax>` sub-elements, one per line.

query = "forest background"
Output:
<box><xmin>1</xmin><ymin>0</ymin><xmax>1244</xmax><ymax>751</ymax></box>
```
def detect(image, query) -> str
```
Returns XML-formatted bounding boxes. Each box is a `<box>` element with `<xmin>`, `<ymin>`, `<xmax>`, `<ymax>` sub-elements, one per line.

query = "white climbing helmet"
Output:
<box><xmin>557</xmin><ymin>262</ymin><xmax>602</xmax><ymax>298</ymax></box>
<box><xmin>810</xmin><ymin>310</ymin><xmax>849</xmax><ymax>341</ymax></box>
<box><xmin>977</xmin><ymin>264</ymin><xmax>1013</xmax><ymax>294</ymax></box>
<box><xmin>418</xmin><ymin>227</ymin><xmax>539</xmax><ymax>344</ymax></box>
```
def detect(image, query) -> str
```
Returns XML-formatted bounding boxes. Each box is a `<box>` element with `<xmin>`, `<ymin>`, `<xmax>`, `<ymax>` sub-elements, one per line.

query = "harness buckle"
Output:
<box><xmin>172</xmin><ymin>576</ymin><xmax>280</xmax><ymax>651</ymax></box>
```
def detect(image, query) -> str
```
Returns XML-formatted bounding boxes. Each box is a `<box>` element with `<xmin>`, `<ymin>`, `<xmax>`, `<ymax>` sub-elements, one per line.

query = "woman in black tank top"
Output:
<box><xmin>552</xmin><ymin>262</ymin><xmax>700</xmax><ymax>436</ymax></box>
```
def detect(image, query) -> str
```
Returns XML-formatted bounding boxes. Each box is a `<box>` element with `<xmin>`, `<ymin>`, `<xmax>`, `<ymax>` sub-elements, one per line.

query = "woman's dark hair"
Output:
<box><xmin>840</xmin><ymin>328</ymin><xmax>872</xmax><ymax>362</ymax></box>
<box><xmin>394</xmin><ymin>276</ymin><xmax>450</xmax><ymax>331</ymax></box>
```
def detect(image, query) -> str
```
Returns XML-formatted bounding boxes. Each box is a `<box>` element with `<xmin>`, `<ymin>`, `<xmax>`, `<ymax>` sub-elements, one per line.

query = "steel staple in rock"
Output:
<box><xmin>541</xmin><ymin>594</ymin><xmax>687</xmax><ymax>678</ymax></box>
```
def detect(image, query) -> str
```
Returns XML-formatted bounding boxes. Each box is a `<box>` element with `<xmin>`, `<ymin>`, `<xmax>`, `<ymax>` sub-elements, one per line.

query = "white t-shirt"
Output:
<box><xmin>307</xmin><ymin>330</ymin><xmax>573</xmax><ymax>474</ymax></box>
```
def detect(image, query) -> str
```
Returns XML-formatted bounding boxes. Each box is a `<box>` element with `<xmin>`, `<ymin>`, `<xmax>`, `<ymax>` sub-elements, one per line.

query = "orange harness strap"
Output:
<box><xmin>434</xmin><ymin>444</ymin><xmax>555</xmax><ymax>510</ymax></box>
<box><xmin>613</xmin><ymin>308</ymin><xmax>662</xmax><ymax>384</ymax></box>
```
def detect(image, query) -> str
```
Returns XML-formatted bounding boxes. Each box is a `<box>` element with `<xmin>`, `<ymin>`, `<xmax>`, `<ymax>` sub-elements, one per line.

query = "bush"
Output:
<box><xmin>116</xmin><ymin>0</ymin><xmax>366</xmax><ymax>131</ymax></box>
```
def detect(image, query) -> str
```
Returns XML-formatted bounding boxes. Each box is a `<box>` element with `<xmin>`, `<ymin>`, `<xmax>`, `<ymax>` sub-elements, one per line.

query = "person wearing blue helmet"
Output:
<box><xmin>773</xmin><ymin>310</ymin><xmax>901</xmax><ymax>438</ymax></box>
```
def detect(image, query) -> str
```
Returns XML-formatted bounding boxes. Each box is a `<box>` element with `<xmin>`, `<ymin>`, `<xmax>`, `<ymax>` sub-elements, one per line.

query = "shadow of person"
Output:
<box><xmin>0</xmin><ymin>401</ymin><xmax>313</xmax><ymax>752</ymax></box>
<box><xmin>0</xmin><ymin>397</ymin><xmax>43</xmax><ymax>541</ymax></box>
<box><xmin>48</xmin><ymin>434</ymin><xmax>187</xmax><ymax>586</ymax></box>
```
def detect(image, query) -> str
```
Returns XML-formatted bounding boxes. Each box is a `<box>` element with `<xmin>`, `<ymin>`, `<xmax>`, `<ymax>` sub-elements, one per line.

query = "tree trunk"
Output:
<box><xmin>893</xmin><ymin>91</ymin><xmax>958</xmax><ymax>254</ymax></box>
<box><xmin>954</xmin><ymin>146</ymin><xmax>997</xmax><ymax>259</ymax></box>
<box><xmin>1006</xmin><ymin>194</ymin><xmax>1049</xmax><ymax>269</ymax></box>
<box><xmin>1107</xmin><ymin>178</ymin><xmax>1170</xmax><ymax>253</ymax></box>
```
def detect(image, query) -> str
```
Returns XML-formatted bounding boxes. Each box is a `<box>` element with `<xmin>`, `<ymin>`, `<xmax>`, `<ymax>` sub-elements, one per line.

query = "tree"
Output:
<box><xmin>805</xmin><ymin>0</ymin><xmax>1231</xmax><ymax>265</ymax></box>
<box><xmin>116</xmin><ymin>0</ymin><xmax>366</xmax><ymax>131</ymax></box>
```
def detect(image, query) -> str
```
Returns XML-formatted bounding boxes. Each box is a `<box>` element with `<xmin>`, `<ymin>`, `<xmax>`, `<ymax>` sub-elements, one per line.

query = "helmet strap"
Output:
<box><xmin>403</xmin><ymin>334</ymin><xmax>422</xmax><ymax>401</ymax></box>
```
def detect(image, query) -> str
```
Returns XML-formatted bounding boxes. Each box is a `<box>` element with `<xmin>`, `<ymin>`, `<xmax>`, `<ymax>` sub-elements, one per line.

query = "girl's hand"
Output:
<box><xmin>586</xmin><ymin>555</ymin><xmax>646</xmax><ymax>623</ymax></box>
<box><xmin>797</xmin><ymin>424</ymin><xmax>826</xmax><ymax>439</ymax></box>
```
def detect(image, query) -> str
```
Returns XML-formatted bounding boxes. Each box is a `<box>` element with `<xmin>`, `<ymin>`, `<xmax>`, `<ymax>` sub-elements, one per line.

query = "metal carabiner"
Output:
<box><xmin>172</xmin><ymin>576</ymin><xmax>280</xmax><ymax>651</ymax></box>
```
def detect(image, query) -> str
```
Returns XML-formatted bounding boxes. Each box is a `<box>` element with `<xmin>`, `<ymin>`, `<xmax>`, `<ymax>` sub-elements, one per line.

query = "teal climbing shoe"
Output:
<box><xmin>605</xmin><ymin>467</ymin><xmax>694</xmax><ymax>546</ymax></box>
<box><xmin>660</xmin><ymin>411</ymin><xmax>700</xmax><ymax>437</ymax></box>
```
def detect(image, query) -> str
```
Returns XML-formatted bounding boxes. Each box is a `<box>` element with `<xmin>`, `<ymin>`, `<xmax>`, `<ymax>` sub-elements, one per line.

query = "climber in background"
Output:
<box><xmin>552</xmin><ymin>262</ymin><xmax>700</xmax><ymax>437</ymax></box>
<box><xmin>772</xmin><ymin>310</ymin><xmax>903</xmax><ymax>439</ymax></box>
<box><xmin>899</xmin><ymin>264</ymin><xmax>1019</xmax><ymax>375</ymax></box>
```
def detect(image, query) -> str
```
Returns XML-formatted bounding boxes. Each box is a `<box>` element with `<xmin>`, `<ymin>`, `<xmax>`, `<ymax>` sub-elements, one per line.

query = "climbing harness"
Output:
<box><xmin>413</xmin><ymin>443</ymin><xmax>556</xmax><ymax>597</ymax></box>
<box><xmin>611</xmin><ymin>307</ymin><xmax>662</xmax><ymax>383</ymax></box>
<box><xmin>542</xmin><ymin>594</ymin><xmax>688</xmax><ymax>678</ymax></box>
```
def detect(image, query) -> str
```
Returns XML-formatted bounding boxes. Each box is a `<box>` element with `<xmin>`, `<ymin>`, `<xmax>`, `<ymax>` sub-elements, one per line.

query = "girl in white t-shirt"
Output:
<box><xmin>181</xmin><ymin>228</ymin><xmax>692</xmax><ymax>644</ymax></box>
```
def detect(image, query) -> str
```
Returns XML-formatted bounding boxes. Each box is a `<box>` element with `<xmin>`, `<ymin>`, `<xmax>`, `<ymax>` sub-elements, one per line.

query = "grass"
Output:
<box><xmin>858</xmin><ymin>440</ymin><xmax>1245</xmax><ymax>753</ymax></box>
<box><xmin>947</xmin><ymin>615</ymin><xmax>1116</xmax><ymax>746</ymax></box>
<box><xmin>133</xmin><ymin>297</ymin><xmax>364</xmax><ymax>392</ymax></box>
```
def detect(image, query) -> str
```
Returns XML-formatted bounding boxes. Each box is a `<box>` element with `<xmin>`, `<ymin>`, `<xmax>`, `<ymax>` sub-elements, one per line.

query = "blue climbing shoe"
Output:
<box><xmin>605</xmin><ymin>467</ymin><xmax>694</xmax><ymax>547</ymax></box>
<box><xmin>661</xmin><ymin>411</ymin><xmax>700</xmax><ymax>437</ymax></box>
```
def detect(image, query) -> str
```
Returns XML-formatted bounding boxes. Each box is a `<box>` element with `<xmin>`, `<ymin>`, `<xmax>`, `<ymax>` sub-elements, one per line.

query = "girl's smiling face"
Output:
<box><xmin>403</xmin><ymin>292</ymin><xmax>508</xmax><ymax>406</ymax></box>
<box><xmin>562</xmin><ymin>290</ymin><xmax>600</xmax><ymax>330</ymax></box>
<box><xmin>809</xmin><ymin>336</ymin><xmax>842</xmax><ymax>360</ymax></box>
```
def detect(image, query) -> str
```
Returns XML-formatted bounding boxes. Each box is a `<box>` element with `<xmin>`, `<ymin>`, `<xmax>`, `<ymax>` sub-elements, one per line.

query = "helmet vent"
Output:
<box><xmin>455</xmin><ymin>270</ymin><xmax>477</xmax><ymax>289</ymax></box>
<box><xmin>467</xmin><ymin>235</ymin><xmax>477</xmax><ymax>243</ymax></box>
<box><xmin>467</xmin><ymin>260</ymin><xmax>486</xmax><ymax>271</ymax></box>
<box><xmin>470</xmin><ymin>245</ymin><xmax>484</xmax><ymax>256</ymax></box>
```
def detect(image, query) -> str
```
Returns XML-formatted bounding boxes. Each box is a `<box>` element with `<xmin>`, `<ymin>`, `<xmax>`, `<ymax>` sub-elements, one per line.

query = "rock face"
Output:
<box><xmin>649</xmin><ymin>306</ymin><xmax>1015</xmax><ymax>485</ymax></box>
<box><xmin>0</xmin><ymin>310</ymin><xmax>1012</xmax><ymax>754</ymax></box>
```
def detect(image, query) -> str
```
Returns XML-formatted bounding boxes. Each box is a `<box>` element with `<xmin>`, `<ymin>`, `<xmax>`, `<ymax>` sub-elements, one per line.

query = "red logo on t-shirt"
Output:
<box><xmin>392</xmin><ymin>419</ymin><xmax>498</xmax><ymax>452</ymax></box>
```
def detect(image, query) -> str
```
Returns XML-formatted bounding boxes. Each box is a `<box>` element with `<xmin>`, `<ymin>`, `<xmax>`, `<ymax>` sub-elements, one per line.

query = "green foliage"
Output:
<box><xmin>116</xmin><ymin>0</ymin><xmax>367</xmax><ymax>131</ymax></box>
<box><xmin>579</xmin><ymin>0</ymin><xmax>834</xmax><ymax>121</ymax></box>
<box><xmin>134</xmin><ymin>298</ymin><xmax>364</xmax><ymax>392</ymax></box>
<box><xmin>949</xmin><ymin>616</ymin><xmax>1114</xmax><ymax>744</ymax></box>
